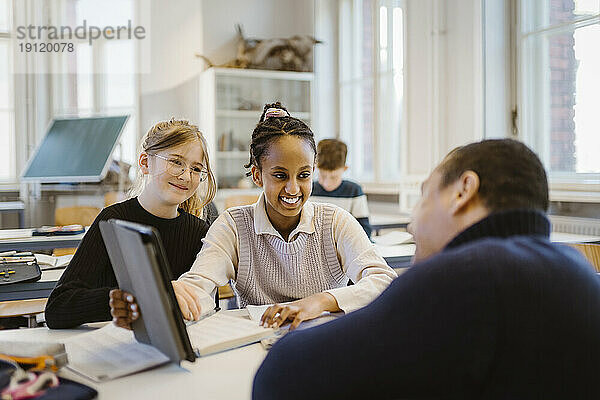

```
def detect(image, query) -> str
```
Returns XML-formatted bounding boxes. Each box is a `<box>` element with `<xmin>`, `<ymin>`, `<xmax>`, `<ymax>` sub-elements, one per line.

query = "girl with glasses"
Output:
<box><xmin>45</xmin><ymin>118</ymin><xmax>216</xmax><ymax>329</ymax></box>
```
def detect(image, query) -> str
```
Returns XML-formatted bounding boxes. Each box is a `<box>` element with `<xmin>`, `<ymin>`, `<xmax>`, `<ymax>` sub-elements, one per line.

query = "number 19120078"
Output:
<box><xmin>19</xmin><ymin>42</ymin><xmax>74</xmax><ymax>52</ymax></box>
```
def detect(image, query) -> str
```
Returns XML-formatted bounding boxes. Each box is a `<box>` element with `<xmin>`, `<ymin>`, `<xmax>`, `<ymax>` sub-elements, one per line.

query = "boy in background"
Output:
<box><xmin>311</xmin><ymin>139</ymin><xmax>372</xmax><ymax>238</ymax></box>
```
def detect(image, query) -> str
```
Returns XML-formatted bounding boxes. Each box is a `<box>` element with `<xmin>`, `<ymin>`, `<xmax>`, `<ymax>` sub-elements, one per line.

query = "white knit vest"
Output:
<box><xmin>229</xmin><ymin>203</ymin><xmax>348</xmax><ymax>307</ymax></box>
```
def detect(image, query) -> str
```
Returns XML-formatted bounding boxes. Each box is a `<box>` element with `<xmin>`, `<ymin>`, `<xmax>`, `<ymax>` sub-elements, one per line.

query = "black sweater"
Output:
<box><xmin>254</xmin><ymin>210</ymin><xmax>600</xmax><ymax>399</ymax></box>
<box><xmin>45</xmin><ymin>197</ymin><xmax>209</xmax><ymax>329</ymax></box>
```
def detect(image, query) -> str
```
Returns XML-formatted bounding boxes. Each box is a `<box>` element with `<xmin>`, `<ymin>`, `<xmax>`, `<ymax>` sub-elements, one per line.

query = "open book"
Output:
<box><xmin>187</xmin><ymin>312</ymin><xmax>274</xmax><ymax>356</ymax></box>
<box><xmin>63</xmin><ymin>313</ymin><xmax>274</xmax><ymax>382</ymax></box>
<box><xmin>35</xmin><ymin>253</ymin><xmax>73</xmax><ymax>270</ymax></box>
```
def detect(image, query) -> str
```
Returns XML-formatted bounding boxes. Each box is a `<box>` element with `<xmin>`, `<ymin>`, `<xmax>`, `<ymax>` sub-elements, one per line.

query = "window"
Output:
<box><xmin>339</xmin><ymin>0</ymin><xmax>404</xmax><ymax>183</ymax></box>
<box><xmin>0</xmin><ymin>0</ymin><xmax>13</xmax><ymax>181</ymax></box>
<box><xmin>51</xmin><ymin>0</ymin><xmax>138</xmax><ymax>168</ymax></box>
<box><xmin>518</xmin><ymin>0</ymin><xmax>600</xmax><ymax>181</ymax></box>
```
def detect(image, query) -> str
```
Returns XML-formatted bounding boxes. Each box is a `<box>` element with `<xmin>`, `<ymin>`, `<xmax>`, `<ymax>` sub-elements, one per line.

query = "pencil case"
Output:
<box><xmin>0</xmin><ymin>262</ymin><xmax>41</xmax><ymax>285</ymax></box>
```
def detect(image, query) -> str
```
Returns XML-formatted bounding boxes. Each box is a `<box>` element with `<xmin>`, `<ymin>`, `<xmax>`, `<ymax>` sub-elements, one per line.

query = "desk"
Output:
<box><xmin>370</xmin><ymin>213</ymin><xmax>411</xmax><ymax>236</ymax></box>
<box><xmin>376</xmin><ymin>244</ymin><xmax>415</xmax><ymax>269</ymax></box>
<box><xmin>3</xmin><ymin>230</ymin><xmax>599</xmax><ymax>303</ymax></box>
<box><xmin>0</xmin><ymin>269</ymin><xmax>63</xmax><ymax>302</ymax></box>
<box><xmin>549</xmin><ymin>232</ymin><xmax>600</xmax><ymax>244</ymax></box>
<box><xmin>0</xmin><ymin>201</ymin><xmax>25</xmax><ymax>228</ymax></box>
<box><xmin>0</xmin><ymin>229</ymin><xmax>86</xmax><ymax>252</ymax></box>
<box><xmin>0</xmin><ymin>311</ymin><xmax>267</xmax><ymax>399</ymax></box>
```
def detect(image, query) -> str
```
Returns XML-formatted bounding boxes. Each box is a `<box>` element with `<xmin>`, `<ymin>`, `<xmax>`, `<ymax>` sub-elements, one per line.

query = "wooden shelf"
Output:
<box><xmin>210</xmin><ymin>67</ymin><xmax>314</xmax><ymax>81</ymax></box>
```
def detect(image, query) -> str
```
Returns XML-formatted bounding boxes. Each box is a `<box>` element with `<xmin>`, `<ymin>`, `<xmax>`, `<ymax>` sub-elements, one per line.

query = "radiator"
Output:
<box><xmin>549</xmin><ymin>216</ymin><xmax>600</xmax><ymax>236</ymax></box>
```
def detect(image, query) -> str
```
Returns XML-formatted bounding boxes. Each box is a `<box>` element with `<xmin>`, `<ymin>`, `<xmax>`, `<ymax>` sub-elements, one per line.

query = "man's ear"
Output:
<box><xmin>450</xmin><ymin>170</ymin><xmax>480</xmax><ymax>215</ymax></box>
<box><xmin>139</xmin><ymin>152</ymin><xmax>150</xmax><ymax>175</ymax></box>
<box><xmin>251</xmin><ymin>165</ymin><xmax>263</xmax><ymax>187</ymax></box>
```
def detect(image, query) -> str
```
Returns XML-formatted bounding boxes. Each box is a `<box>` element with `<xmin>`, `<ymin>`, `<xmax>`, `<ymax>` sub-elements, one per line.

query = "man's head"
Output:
<box><xmin>316</xmin><ymin>139</ymin><xmax>348</xmax><ymax>191</ymax></box>
<box><xmin>408</xmin><ymin>139</ymin><xmax>549</xmax><ymax>262</ymax></box>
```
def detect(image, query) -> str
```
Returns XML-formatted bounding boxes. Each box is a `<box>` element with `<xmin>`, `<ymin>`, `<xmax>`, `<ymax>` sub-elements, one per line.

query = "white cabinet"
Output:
<box><xmin>200</xmin><ymin>68</ymin><xmax>313</xmax><ymax>189</ymax></box>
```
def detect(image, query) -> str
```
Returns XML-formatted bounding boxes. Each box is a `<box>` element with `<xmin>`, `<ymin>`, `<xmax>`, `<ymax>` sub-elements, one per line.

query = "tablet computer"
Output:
<box><xmin>99</xmin><ymin>219</ymin><xmax>196</xmax><ymax>364</ymax></box>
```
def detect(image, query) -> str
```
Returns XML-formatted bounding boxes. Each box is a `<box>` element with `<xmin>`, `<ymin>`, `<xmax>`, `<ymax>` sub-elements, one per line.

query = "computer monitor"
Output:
<box><xmin>99</xmin><ymin>219</ymin><xmax>196</xmax><ymax>364</ymax></box>
<box><xmin>22</xmin><ymin>116</ymin><xmax>129</xmax><ymax>183</ymax></box>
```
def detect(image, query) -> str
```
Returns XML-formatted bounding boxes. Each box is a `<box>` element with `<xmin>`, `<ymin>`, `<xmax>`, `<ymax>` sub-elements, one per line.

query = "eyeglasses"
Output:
<box><xmin>151</xmin><ymin>154</ymin><xmax>209</xmax><ymax>181</ymax></box>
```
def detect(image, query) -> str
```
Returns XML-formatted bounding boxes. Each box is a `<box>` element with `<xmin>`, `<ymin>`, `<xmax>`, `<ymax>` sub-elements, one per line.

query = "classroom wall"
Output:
<box><xmin>400</xmin><ymin>0</ymin><xmax>484</xmax><ymax>209</ymax></box>
<box><xmin>201</xmin><ymin>0</ymin><xmax>314</xmax><ymax>65</ymax></box>
<box><xmin>483</xmin><ymin>0</ymin><xmax>512</xmax><ymax>139</ymax></box>
<box><xmin>404</xmin><ymin>0</ymin><xmax>484</xmax><ymax>176</ymax></box>
<box><xmin>138</xmin><ymin>0</ymin><xmax>204</xmax><ymax>133</ymax></box>
<box><xmin>139</xmin><ymin>0</ymin><xmax>317</xmax><ymax>139</ymax></box>
<box><xmin>313</xmin><ymin>0</ymin><xmax>340</xmax><ymax>143</ymax></box>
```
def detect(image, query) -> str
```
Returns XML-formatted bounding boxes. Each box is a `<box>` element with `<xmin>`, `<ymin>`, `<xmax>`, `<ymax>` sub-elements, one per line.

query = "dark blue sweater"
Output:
<box><xmin>253</xmin><ymin>210</ymin><xmax>600</xmax><ymax>399</ymax></box>
<box><xmin>311</xmin><ymin>180</ymin><xmax>372</xmax><ymax>238</ymax></box>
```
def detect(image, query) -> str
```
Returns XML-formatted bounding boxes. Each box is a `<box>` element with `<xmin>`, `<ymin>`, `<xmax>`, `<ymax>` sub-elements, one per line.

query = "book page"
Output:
<box><xmin>63</xmin><ymin>324</ymin><xmax>169</xmax><ymax>382</ymax></box>
<box><xmin>246</xmin><ymin>304</ymin><xmax>343</xmax><ymax>350</ymax></box>
<box><xmin>187</xmin><ymin>312</ymin><xmax>274</xmax><ymax>356</ymax></box>
<box><xmin>34</xmin><ymin>254</ymin><xmax>72</xmax><ymax>270</ymax></box>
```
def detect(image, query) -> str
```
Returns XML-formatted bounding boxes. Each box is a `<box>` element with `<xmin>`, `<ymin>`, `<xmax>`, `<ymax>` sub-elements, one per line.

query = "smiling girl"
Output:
<box><xmin>165</xmin><ymin>102</ymin><xmax>397</xmax><ymax>329</ymax></box>
<box><xmin>45</xmin><ymin>118</ymin><xmax>216</xmax><ymax>329</ymax></box>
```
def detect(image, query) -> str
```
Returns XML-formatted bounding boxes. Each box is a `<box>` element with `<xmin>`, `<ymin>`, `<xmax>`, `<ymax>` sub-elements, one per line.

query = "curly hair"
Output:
<box><xmin>244</xmin><ymin>102</ymin><xmax>316</xmax><ymax>176</ymax></box>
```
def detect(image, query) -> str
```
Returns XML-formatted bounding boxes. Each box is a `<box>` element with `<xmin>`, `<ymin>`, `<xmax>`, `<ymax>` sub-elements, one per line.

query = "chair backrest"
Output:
<box><xmin>224</xmin><ymin>194</ymin><xmax>259</xmax><ymax>210</ymax></box>
<box><xmin>570</xmin><ymin>243</ymin><xmax>600</xmax><ymax>272</ymax></box>
<box><xmin>54</xmin><ymin>206</ymin><xmax>102</xmax><ymax>256</ymax></box>
<box><xmin>55</xmin><ymin>206</ymin><xmax>101</xmax><ymax>227</ymax></box>
<box><xmin>104</xmin><ymin>191</ymin><xmax>127</xmax><ymax>207</ymax></box>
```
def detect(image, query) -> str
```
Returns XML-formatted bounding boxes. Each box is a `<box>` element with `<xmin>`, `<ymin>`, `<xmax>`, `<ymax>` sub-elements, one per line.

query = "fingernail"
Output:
<box><xmin>126</xmin><ymin>295</ymin><xmax>133</xmax><ymax>302</ymax></box>
<box><xmin>132</xmin><ymin>312</ymin><xmax>138</xmax><ymax>318</ymax></box>
<box><xmin>130</xmin><ymin>304</ymin><xmax>136</xmax><ymax>311</ymax></box>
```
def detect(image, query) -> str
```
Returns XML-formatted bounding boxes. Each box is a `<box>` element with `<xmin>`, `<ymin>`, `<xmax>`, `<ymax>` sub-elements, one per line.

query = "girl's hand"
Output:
<box><xmin>260</xmin><ymin>292</ymin><xmax>340</xmax><ymax>331</ymax></box>
<box><xmin>172</xmin><ymin>280</ymin><xmax>203</xmax><ymax>321</ymax></box>
<box><xmin>109</xmin><ymin>289</ymin><xmax>139</xmax><ymax>330</ymax></box>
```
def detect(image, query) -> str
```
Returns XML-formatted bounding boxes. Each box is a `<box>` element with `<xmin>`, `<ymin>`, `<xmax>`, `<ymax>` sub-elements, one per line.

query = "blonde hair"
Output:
<box><xmin>128</xmin><ymin>118</ymin><xmax>217</xmax><ymax>218</ymax></box>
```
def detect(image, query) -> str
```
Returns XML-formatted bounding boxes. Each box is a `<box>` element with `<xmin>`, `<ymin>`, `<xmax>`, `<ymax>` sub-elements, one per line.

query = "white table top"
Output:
<box><xmin>549</xmin><ymin>231</ymin><xmax>600</xmax><ymax>243</ymax></box>
<box><xmin>0</xmin><ymin>228</ymin><xmax>87</xmax><ymax>243</ymax></box>
<box><xmin>0</xmin><ymin>201</ymin><xmax>24</xmax><ymax>211</ymax></box>
<box><xmin>370</xmin><ymin>213</ymin><xmax>411</xmax><ymax>226</ymax></box>
<box><xmin>0</xmin><ymin>228</ymin><xmax>88</xmax><ymax>252</ymax></box>
<box><xmin>0</xmin><ymin>311</ymin><xmax>267</xmax><ymax>400</ymax></box>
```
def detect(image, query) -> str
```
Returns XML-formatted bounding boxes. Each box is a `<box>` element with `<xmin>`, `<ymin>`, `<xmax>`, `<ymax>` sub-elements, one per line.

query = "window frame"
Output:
<box><xmin>515</xmin><ymin>0</ymin><xmax>600</xmax><ymax>199</ymax></box>
<box><xmin>0</xmin><ymin>1</ymin><xmax>15</xmax><ymax>183</ymax></box>
<box><xmin>49</xmin><ymin>0</ymin><xmax>140</xmax><ymax>168</ymax></box>
<box><xmin>338</xmin><ymin>0</ymin><xmax>405</xmax><ymax>187</ymax></box>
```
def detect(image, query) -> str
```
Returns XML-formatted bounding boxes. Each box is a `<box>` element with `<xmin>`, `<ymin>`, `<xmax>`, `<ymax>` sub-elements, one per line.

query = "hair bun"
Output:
<box><xmin>262</xmin><ymin>108</ymin><xmax>290</xmax><ymax>121</ymax></box>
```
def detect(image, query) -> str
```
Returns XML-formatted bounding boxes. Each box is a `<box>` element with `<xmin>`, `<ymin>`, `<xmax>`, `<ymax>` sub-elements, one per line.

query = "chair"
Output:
<box><xmin>104</xmin><ymin>191</ymin><xmax>127</xmax><ymax>207</ymax></box>
<box><xmin>0</xmin><ymin>299</ymin><xmax>47</xmax><ymax>328</ymax></box>
<box><xmin>223</xmin><ymin>194</ymin><xmax>259</xmax><ymax>210</ymax></box>
<box><xmin>54</xmin><ymin>206</ymin><xmax>100</xmax><ymax>227</ymax></box>
<box><xmin>570</xmin><ymin>243</ymin><xmax>600</xmax><ymax>272</ymax></box>
<box><xmin>53</xmin><ymin>206</ymin><xmax>101</xmax><ymax>256</ymax></box>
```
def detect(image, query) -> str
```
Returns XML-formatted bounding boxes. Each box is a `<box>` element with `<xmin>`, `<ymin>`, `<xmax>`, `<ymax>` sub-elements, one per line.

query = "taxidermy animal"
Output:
<box><xmin>197</xmin><ymin>24</ymin><xmax>322</xmax><ymax>72</ymax></box>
